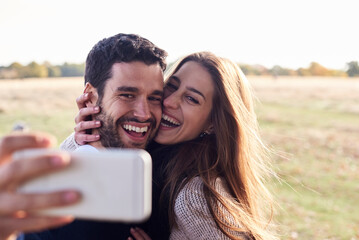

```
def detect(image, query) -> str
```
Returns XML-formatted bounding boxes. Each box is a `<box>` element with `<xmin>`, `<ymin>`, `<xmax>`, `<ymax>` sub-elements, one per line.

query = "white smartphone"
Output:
<box><xmin>14</xmin><ymin>148</ymin><xmax>152</xmax><ymax>223</ymax></box>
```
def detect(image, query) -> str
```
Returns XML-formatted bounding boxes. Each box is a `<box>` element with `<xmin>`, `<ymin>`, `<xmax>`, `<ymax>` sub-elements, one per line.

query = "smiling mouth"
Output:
<box><xmin>160</xmin><ymin>113</ymin><xmax>181</xmax><ymax>128</ymax></box>
<box><xmin>122</xmin><ymin>124</ymin><xmax>149</xmax><ymax>137</ymax></box>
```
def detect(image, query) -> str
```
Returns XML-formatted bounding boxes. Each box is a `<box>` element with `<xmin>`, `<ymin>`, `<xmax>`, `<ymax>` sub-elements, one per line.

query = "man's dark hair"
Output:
<box><xmin>85</xmin><ymin>33</ymin><xmax>167</xmax><ymax>102</ymax></box>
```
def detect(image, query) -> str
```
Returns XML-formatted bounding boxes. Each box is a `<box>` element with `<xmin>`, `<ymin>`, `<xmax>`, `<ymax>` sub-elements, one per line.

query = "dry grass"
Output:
<box><xmin>0</xmin><ymin>76</ymin><xmax>358</xmax><ymax>239</ymax></box>
<box><xmin>0</xmin><ymin>77</ymin><xmax>84</xmax><ymax>114</ymax></box>
<box><xmin>0</xmin><ymin>77</ymin><xmax>84</xmax><ymax>140</ymax></box>
<box><xmin>248</xmin><ymin>76</ymin><xmax>359</xmax><ymax>239</ymax></box>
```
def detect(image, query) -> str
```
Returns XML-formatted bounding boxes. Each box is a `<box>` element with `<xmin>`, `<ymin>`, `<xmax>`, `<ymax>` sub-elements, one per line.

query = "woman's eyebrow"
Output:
<box><xmin>169</xmin><ymin>75</ymin><xmax>180</xmax><ymax>84</ymax></box>
<box><xmin>170</xmin><ymin>75</ymin><xmax>205</xmax><ymax>99</ymax></box>
<box><xmin>187</xmin><ymin>87</ymin><xmax>205</xmax><ymax>100</ymax></box>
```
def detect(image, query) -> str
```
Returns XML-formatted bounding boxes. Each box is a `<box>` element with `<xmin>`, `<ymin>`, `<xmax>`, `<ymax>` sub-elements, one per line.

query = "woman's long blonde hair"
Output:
<box><xmin>161</xmin><ymin>52</ymin><xmax>277</xmax><ymax>240</ymax></box>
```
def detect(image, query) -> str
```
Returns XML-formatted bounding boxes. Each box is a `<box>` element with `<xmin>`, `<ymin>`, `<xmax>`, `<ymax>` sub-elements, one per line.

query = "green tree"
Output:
<box><xmin>43</xmin><ymin>61</ymin><xmax>61</xmax><ymax>77</ymax></box>
<box><xmin>60</xmin><ymin>63</ymin><xmax>85</xmax><ymax>76</ymax></box>
<box><xmin>329</xmin><ymin>69</ymin><xmax>347</xmax><ymax>77</ymax></box>
<box><xmin>346</xmin><ymin>61</ymin><xmax>359</xmax><ymax>77</ymax></box>
<box><xmin>297</xmin><ymin>67</ymin><xmax>311</xmax><ymax>76</ymax></box>
<box><xmin>8</xmin><ymin>62</ymin><xmax>24</xmax><ymax>78</ymax></box>
<box><xmin>47</xmin><ymin>66</ymin><xmax>62</xmax><ymax>77</ymax></box>
<box><xmin>270</xmin><ymin>65</ymin><xmax>297</xmax><ymax>76</ymax></box>
<box><xmin>23</xmin><ymin>62</ymin><xmax>48</xmax><ymax>78</ymax></box>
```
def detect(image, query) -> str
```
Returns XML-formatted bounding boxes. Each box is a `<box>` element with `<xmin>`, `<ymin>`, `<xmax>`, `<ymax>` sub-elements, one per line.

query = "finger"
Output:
<box><xmin>130</xmin><ymin>227</ymin><xmax>151</xmax><ymax>240</ymax></box>
<box><xmin>0</xmin><ymin>153</ymin><xmax>70</xmax><ymax>188</ymax></box>
<box><xmin>0</xmin><ymin>133</ymin><xmax>56</xmax><ymax>164</ymax></box>
<box><xmin>0</xmin><ymin>191</ymin><xmax>81</xmax><ymax>215</ymax></box>
<box><xmin>134</xmin><ymin>227</ymin><xmax>152</xmax><ymax>240</ymax></box>
<box><xmin>75</xmin><ymin>106</ymin><xmax>100</xmax><ymax>124</ymax></box>
<box><xmin>0</xmin><ymin>215</ymin><xmax>74</xmax><ymax>235</ymax></box>
<box><xmin>74</xmin><ymin>120</ymin><xmax>101</xmax><ymax>133</ymax></box>
<box><xmin>130</xmin><ymin>227</ymin><xmax>144</xmax><ymax>240</ymax></box>
<box><xmin>76</xmin><ymin>93</ymin><xmax>91</xmax><ymax>110</ymax></box>
<box><xmin>74</xmin><ymin>133</ymin><xmax>100</xmax><ymax>145</ymax></box>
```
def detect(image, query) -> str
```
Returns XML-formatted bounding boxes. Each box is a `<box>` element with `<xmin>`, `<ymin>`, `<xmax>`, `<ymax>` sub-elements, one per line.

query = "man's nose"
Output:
<box><xmin>133</xmin><ymin>99</ymin><xmax>151</xmax><ymax>121</ymax></box>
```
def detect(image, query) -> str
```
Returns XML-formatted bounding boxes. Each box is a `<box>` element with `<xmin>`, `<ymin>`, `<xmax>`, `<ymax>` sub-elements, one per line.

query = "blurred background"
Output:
<box><xmin>0</xmin><ymin>0</ymin><xmax>358</xmax><ymax>239</ymax></box>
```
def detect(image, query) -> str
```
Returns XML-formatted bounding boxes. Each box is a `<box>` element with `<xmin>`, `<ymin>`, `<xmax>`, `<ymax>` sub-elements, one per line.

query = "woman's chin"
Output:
<box><xmin>154</xmin><ymin>131</ymin><xmax>181</xmax><ymax>145</ymax></box>
<box><xmin>154</xmin><ymin>135</ymin><xmax>172</xmax><ymax>145</ymax></box>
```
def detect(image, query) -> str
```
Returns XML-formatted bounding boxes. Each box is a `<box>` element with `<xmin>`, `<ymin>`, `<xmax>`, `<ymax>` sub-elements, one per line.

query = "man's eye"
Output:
<box><xmin>149</xmin><ymin>96</ymin><xmax>162</xmax><ymax>102</ymax></box>
<box><xmin>120</xmin><ymin>94</ymin><xmax>135</xmax><ymax>99</ymax></box>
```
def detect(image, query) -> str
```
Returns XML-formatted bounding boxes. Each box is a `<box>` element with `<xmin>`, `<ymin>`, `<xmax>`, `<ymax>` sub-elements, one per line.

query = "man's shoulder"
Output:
<box><xmin>22</xmin><ymin>220</ymin><xmax>133</xmax><ymax>240</ymax></box>
<box><xmin>74</xmin><ymin>145</ymin><xmax>99</xmax><ymax>153</ymax></box>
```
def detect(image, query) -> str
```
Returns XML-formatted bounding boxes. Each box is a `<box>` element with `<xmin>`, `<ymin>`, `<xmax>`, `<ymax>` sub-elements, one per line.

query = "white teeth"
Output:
<box><xmin>123</xmin><ymin>124</ymin><xmax>148</xmax><ymax>133</ymax></box>
<box><xmin>160</xmin><ymin>122</ymin><xmax>172</xmax><ymax>128</ymax></box>
<box><xmin>162</xmin><ymin>114</ymin><xmax>180</xmax><ymax>125</ymax></box>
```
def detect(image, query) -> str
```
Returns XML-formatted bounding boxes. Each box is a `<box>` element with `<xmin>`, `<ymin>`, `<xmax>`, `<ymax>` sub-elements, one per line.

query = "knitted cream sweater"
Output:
<box><xmin>170</xmin><ymin>177</ymin><xmax>250</xmax><ymax>240</ymax></box>
<box><xmin>59</xmin><ymin>132</ymin><xmax>80</xmax><ymax>151</ymax></box>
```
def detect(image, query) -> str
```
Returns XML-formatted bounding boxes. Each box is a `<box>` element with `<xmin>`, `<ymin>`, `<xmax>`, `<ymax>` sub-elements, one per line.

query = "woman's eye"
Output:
<box><xmin>186</xmin><ymin>96</ymin><xmax>199</xmax><ymax>104</ymax></box>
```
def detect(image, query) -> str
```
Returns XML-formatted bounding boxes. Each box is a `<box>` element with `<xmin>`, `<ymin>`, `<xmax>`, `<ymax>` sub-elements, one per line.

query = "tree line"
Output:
<box><xmin>0</xmin><ymin>62</ymin><xmax>85</xmax><ymax>79</ymax></box>
<box><xmin>0</xmin><ymin>61</ymin><xmax>358</xmax><ymax>79</ymax></box>
<box><xmin>239</xmin><ymin>61</ymin><xmax>359</xmax><ymax>77</ymax></box>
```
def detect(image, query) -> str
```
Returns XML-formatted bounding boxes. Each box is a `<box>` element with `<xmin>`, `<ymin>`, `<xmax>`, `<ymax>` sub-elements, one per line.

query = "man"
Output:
<box><xmin>0</xmin><ymin>33</ymin><xmax>168</xmax><ymax>240</ymax></box>
<box><xmin>24</xmin><ymin>33</ymin><xmax>167</xmax><ymax>240</ymax></box>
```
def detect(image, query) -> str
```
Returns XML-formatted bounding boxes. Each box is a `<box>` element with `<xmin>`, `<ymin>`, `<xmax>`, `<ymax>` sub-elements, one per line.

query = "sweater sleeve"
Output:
<box><xmin>59</xmin><ymin>132</ymin><xmax>80</xmax><ymax>151</ymax></box>
<box><xmin>170</xmin><ymin>177</ymin><xmax>230</xmax><ymax>240</ymax></box>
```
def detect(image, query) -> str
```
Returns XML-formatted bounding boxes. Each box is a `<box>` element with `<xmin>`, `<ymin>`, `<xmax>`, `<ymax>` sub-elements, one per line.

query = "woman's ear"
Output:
<box><xmin>203</xmin><ymin>124</ymin><xmax>214</xmax><ymax>135</ymax></box>
<box><xmin>205</xmin><ymin>125</ymin><xmax>214</xmax><ymax>134</ymax></box>
<box><xmin>84</xmin><ymin>83</ymin><xmax>99</xmax><ymax>107</ymax></box>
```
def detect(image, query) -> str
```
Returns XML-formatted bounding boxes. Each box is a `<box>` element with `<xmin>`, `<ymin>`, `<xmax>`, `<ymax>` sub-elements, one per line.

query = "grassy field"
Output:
<box><xmin>0</xmin><ymin>76</ymin><xmax>358</xmax><ymax>239</ymax></box>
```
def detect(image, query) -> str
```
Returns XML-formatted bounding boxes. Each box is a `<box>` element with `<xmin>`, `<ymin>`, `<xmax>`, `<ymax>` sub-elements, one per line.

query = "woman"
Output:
<box><xmin>62</xmin><ymin>52</ymin><xmax>277</xmax><ymax>240</ymax></box>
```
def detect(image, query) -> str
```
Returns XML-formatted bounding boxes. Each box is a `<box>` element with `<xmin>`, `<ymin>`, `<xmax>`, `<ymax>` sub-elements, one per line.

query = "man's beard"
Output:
<box><xmin>94</xmin><ymin>109</ymin><xmax>156</xmax><ymax>149</ymax></box>
<box><xmin>95</xmin><ymin>111</ymin><xmax>125</xmax><ymax>148</ymax></box>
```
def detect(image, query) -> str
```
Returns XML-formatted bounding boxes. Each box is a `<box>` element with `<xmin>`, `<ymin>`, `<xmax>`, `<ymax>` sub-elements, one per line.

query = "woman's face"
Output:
<box><xmin>155</xmin><ymin>61</ymin><xmax>214</xmax><ymax>145</ymax></box>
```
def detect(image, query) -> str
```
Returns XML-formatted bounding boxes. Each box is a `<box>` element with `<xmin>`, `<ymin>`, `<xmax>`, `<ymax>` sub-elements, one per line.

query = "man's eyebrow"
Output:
<box><xmin>117</xmin><ymin>86</ymin><xmax>163</xmax><ymax>97</ymax></box>
<box><xmin>116</xmin><ymin>86</ymin><xmax>138</xmax><ymax>92</ymax></box>
<box><xmin>152</xmin><ymin>90</ymin><xmax>163</xmax><ymax>96</ymax></box>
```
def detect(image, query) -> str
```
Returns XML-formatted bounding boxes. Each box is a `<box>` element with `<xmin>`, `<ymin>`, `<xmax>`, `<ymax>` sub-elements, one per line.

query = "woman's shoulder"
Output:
<box><xmin>174</xmin><ymin>177</ymin><xmax>207</xmax><ymax>215</ymax></box>
<box><xmin>179</xmin><ymin>176</ymin><xmax>229</xmax><ymax>195</ymax></box>
<box><xmin>172</xmin><ymin>177</ymin><xmax>248</xmax><ymax>239</ymax></box>
<box><xmin>179</xmin><ymin>176</ymin><xmax>230</xmax><ymax>195</ymax></box>
<box><xmin>175</xmin><ymin>177</ymin><xmax>230</xmax><ymax>214</ymax></box>
<box><xmin>171</xmin><ymin>177</ymin><xmax>221</xmax><ymax>239</ymax></box>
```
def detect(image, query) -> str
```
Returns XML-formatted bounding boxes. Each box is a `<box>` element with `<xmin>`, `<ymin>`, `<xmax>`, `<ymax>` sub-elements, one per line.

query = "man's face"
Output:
<box><xmin>92</xmin><ymin>61</ymin><xmax>164</xmax><ymax>149</ymax></box>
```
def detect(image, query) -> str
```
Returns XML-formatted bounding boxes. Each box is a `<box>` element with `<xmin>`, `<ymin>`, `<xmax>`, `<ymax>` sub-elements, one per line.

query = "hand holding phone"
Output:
<box><xmin>14</xmin><ymin>148</ymin><xmax>152</xmax><ymax>223</ymax></box>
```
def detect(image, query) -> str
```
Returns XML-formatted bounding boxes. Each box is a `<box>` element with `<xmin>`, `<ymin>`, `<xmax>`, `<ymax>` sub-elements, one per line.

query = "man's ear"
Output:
<box><xmin>84</xmin><ymin>83</ymin><xmax>99</xmax><ymax>107</ymax></box>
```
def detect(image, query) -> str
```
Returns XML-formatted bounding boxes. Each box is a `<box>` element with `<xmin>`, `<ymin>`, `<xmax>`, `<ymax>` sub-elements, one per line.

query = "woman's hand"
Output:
<box><xmin>0</xmin><ymin>133</ymin><xmax>81</xmax><ymax>240</ymax></box>
<box><xmin>74</xmin><ymin>93</ymin><xmax>101</xmax><ymax>145</ymax></box>
<box><xmin>128</xmin><ymin>227</ymin><xmax>152</xmax><ymax>240</ymax></box>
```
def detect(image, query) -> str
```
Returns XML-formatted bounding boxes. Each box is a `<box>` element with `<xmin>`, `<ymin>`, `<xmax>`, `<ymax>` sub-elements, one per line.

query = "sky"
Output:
<box><xmin>0</xmin><ymin>0</ymin><xmax>358</xmax><ymax>70</ymax></box>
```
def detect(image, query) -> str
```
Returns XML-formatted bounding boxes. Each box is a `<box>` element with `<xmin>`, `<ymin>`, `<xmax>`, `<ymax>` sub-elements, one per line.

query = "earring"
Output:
<box><xmin>199</xmin><ymin>132</ymin><xmax>208</xmax><ymax>138</ymax></box>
